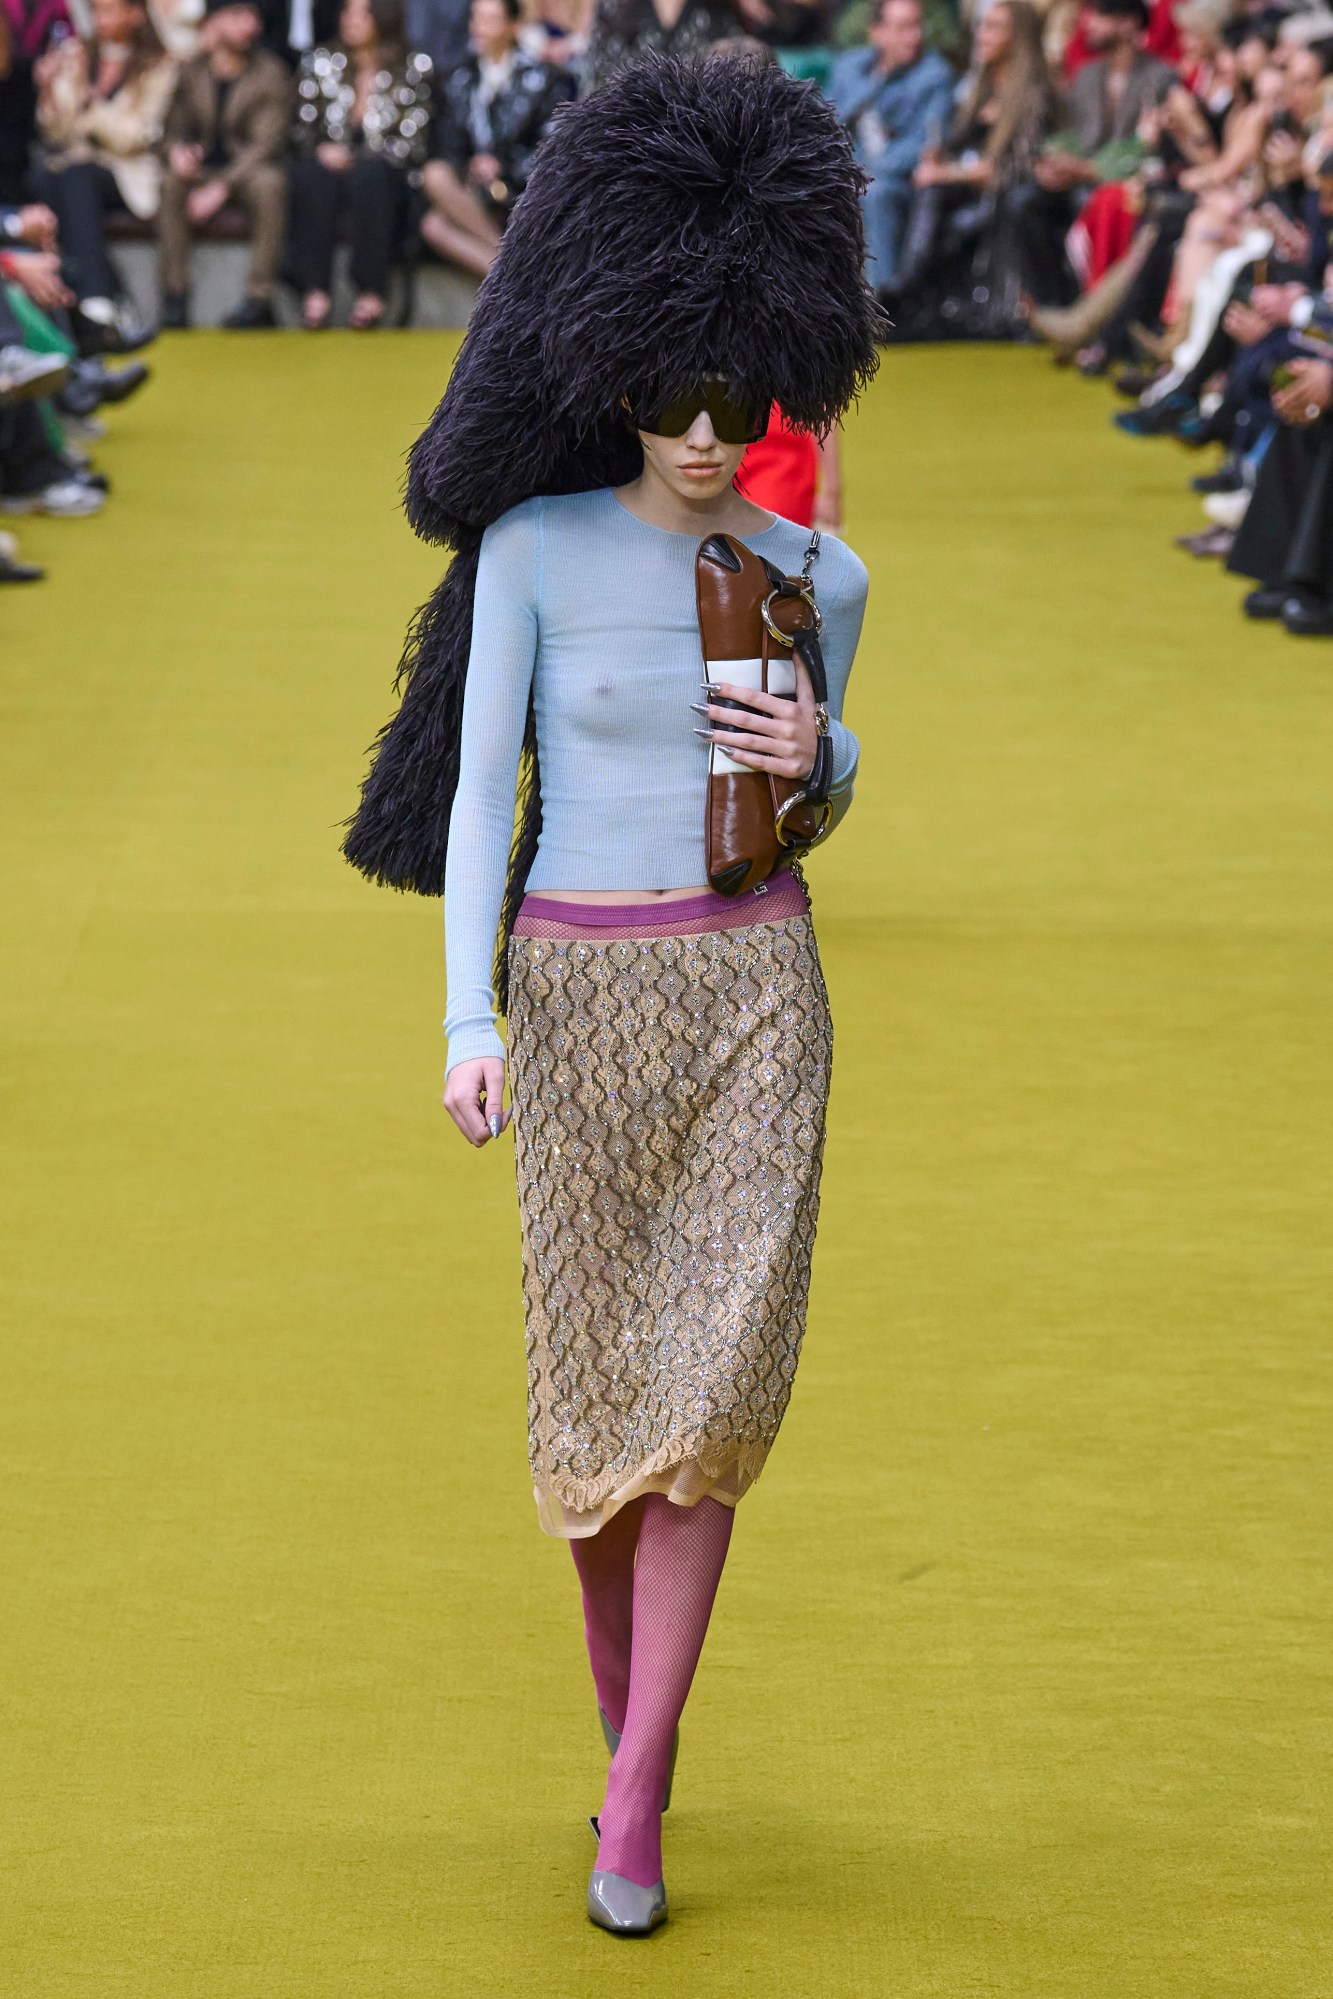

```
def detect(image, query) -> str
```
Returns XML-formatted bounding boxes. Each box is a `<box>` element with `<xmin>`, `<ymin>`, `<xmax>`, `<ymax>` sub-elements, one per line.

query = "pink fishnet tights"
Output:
<box><xmin>570</xmin><ymin>1493</ymin><xmax>735</xmax><ymax>1888</ymax></box>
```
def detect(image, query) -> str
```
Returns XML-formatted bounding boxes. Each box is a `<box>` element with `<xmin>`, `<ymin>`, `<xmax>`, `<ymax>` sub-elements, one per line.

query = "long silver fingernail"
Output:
<box><xmin>693</xmin><ymin>728</ymin><xmax>715</xmax><ymax>740</ymax></box>
<box><xmin>488</xmin><ymin>1113</ymin><xmax>502</xmax><ymax>1140</ymax></box>
<box><xmin>689</xmin><ymin>702</ymin><xmax>710</xmax><ymax>716</ymax></box>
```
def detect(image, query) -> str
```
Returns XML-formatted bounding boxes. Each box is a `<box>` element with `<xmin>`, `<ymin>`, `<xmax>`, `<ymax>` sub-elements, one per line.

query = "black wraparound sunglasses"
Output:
<box><xmin>626</xmin><ymin>378</ymin><xmax>771</xmax><ymax>446</ymax></box>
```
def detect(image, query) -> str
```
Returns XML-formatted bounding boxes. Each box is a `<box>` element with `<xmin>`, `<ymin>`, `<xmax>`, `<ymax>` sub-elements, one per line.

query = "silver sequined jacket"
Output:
<box><xmin>294</xmin><ymin>47</ymin><xmax>434</xmax><ymax>173</ymax></box>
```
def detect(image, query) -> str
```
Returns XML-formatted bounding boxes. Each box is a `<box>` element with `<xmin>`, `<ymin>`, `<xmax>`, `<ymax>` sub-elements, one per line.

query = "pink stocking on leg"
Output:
<box><xmin>596</xmin><ymin>1493</ymin><xmax>735</xmax><ymax>1887</ymax></box>
<box><xmin>569</xmin><ymin>1497</ymin><xmax>646</xmax><ymax>1736</ymax></box>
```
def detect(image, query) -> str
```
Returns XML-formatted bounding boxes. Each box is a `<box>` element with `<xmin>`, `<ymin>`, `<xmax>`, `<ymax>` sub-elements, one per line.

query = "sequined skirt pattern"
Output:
<box><xmin>506</xmin><ymin>912</ymin><xmax>832</xmax><ymax>1538</ymax></box>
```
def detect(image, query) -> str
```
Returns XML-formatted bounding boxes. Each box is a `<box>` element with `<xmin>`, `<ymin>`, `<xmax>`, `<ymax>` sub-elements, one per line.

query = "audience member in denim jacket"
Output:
<box><xmin>827</xmin><ymin>0</ymin><xmax>954</xmax><ymax>292</ymax></box>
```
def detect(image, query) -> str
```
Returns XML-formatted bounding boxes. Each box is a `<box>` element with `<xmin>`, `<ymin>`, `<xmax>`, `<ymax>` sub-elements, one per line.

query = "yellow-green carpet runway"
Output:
<box><xmin>2</xmin><ymin>336</ymin><xmax>1329</xmax><ymax>1996</ymax></box>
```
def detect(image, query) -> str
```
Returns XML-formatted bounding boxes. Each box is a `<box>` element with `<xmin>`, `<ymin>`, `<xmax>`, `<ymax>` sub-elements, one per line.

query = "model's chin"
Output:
<box><xmin>676</xmin><ymin>467</ymin><xmax>729</xmax><ymax>494</ymax></box>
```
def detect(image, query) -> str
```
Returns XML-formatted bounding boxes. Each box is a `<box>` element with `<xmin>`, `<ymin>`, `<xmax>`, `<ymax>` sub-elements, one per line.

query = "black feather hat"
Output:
<box><xmin>343</xmin><ymin>52</ymin><xmax>880</xmax><ymax>997</ymax></box>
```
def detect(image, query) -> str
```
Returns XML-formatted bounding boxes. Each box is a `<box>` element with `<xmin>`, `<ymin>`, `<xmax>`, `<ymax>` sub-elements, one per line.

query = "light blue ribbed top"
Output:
<box><xmin>443</xmin><ymin>487</ymin><xmax>869</xmax><ymax>1071</ymax></box>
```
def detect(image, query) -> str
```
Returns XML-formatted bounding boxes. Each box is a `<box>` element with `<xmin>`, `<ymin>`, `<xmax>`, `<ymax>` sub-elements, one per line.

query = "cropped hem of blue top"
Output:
<box><xmin>442</xmin><ymin>486</ymin><xmax>870</xmax><ymax>1073</ymax></box>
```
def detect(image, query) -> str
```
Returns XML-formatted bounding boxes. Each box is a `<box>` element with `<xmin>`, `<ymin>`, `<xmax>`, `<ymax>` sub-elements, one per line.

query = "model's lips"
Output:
<box><xmin>681</xmin><ymin>462</ymin><xmax>723</xmax><ymax>476</ymax></box>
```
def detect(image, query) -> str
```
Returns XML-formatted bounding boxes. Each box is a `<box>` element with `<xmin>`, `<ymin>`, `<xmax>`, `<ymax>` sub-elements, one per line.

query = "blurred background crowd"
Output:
<box><xmin>3</xmin><ymin>0</ymin><xmax>1333</xmax><ymax>632</ymax></box>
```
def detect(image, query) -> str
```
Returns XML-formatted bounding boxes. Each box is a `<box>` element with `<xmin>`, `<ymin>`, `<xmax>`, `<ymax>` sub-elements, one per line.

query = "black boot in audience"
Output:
<box><xmin>221</xmin><ymin>297</ymin><xmax>277</xmax><ymax>330</ymax></box>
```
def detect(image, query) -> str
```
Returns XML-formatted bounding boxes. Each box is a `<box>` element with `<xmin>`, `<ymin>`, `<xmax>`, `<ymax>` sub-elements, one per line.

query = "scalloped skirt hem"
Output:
<box><xmin>534</xmin><ymin>1440</ymin><xmax>772</xmax><ymax>1539</ymax></box>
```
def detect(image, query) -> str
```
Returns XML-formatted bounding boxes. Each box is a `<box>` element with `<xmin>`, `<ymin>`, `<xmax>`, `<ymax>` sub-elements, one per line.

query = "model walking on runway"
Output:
<box><xmin>345</xmin><ymin>54</ymin><xmax>879</xmax><ymax>1934</ymax></box>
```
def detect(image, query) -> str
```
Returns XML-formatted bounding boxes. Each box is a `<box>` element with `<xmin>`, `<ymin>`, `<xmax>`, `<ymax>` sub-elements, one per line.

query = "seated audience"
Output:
<box><xmin>1224</xmin><ymin>364</ymin><xmax>1333</xmax><ymax>629</ymax></box>
<box><xmin>29</xmin><ymin>0</ymin><xmax>175</xmax><ymax>347</ymax></box>
<box><xmin>158</xmin><ymin>0</ymin><xmax>291</xmax><ymax>328</ymax></box>
<box><xmin>287</xmin><ymin>0</ymin><xmax>432</xmax><ymax>328</ymax></box>
<box><xmin>887</xmin><ymin>0</ymin><xmax>1058</xmax><ymax>335</ymax></box>
<box><xmin>420</xmin><ymin>0</ymin><xmax>572</xmax><ymax>279</ymax></box>
<box><xmin>1009</xmin><ymin>0</ymin><xmax>1175</xmax><ymax>307</ymax></box>
<box><xmin>0</xmin><ymin>276</ymin><xmax>104</xmax><ymax>517</ymax></box>
<box><xmin>827</xmin><ymin>0</ymin><xmax>956</xmax><ymax>295</ymax></box>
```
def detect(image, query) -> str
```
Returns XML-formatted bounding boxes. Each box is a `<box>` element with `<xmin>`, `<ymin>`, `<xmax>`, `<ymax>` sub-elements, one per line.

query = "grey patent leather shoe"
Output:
<box><xmin>598</xmin><ymin>1708</ymin><xmax>679</xmax><ymax>1810</ymax></box>
<box><xmin>587</xmin><ymin>1846</ymin><xmax>668</xmax><ymax>1937</ymax></box>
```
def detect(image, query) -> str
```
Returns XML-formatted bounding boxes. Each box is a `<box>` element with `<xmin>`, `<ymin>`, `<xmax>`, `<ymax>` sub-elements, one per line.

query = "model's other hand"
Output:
<box><xmin>317</xmin><ymin>142</ymin><xmax>352</xmax><ymax>172</ymax></box>
<box><xmin>698</xmin><ymin>654</ymin><xmax>822</xmax><ymax>780</ymax></box>
<box><xmin>444</xmin><ymin>1057</ymin><xmax>510</xmax><ymax>1147</ymax></box>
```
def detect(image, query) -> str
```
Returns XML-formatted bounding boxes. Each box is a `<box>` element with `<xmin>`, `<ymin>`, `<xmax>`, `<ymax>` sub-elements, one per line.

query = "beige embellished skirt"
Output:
<box><xmin>506</xmin><ymin>870</ymin><xmax>833</xmax><ymax>1539</ymax></box>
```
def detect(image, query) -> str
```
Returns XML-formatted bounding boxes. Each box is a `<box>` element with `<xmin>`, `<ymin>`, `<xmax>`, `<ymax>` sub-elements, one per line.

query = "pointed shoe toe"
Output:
<box><xmin>587</xmin><ymin>1869</ymin><xmax>668</xmax><ymax>1935</ymax></box>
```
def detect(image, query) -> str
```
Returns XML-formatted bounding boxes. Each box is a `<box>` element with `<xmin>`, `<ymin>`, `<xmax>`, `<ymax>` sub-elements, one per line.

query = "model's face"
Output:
<box><xmin>871</xmin><ymin>0</ymin><xmax>923</xmax><ymax>72</ymax></box>
<box><xmin>637</xmin><ymin>411</ymin><xmax>748</xmax><ymax>505</ymax></box>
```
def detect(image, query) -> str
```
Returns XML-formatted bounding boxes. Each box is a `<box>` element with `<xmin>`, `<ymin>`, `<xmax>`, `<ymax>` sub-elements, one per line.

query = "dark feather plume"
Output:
<box><xmin>342</xmin><ymin>53</ymin><xmax>881</xmax><ymax>1007</ymax></box>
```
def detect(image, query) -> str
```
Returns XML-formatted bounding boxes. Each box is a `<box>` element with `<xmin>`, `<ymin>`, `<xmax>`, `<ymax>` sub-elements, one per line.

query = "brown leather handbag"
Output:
<box><xmin>696</xmin><ymin>530</ymin><xmax>835</xmax><ymax>897</ymax></box>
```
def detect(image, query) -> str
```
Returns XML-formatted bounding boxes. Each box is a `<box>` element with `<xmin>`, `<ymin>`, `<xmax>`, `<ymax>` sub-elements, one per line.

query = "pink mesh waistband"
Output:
<box><xmin>512</xmin><ymin>868</ymin><xmax>808</xmax><ymax>940</ymax></box>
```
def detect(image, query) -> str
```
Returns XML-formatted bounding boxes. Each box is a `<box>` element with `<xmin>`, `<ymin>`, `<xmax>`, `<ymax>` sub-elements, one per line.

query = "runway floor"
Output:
<box><xmin>3</xmin><ymin>336</ymin><xmax>1330</xmax><ymax>1995</ymax></box>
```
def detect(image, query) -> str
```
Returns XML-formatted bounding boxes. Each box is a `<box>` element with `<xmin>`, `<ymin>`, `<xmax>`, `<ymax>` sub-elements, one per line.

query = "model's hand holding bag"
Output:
<box><xmin>697</xmin><ymin>529</ymin><xmax>835</xmax><ymax>896</ymax></box>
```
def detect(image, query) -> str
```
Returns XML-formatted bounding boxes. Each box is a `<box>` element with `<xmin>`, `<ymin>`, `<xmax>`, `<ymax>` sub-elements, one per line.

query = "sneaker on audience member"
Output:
<box><xmin>161</xmin><ymin>292</ymin><xmax>190</xmax><ymax>331</ymax></box>
<box><xmin>0</xmin><ymin>345</ymin><xmax>69</xmax><ymax>404</ymax></box>
<box><xmin>0</xmin><ymin>477</ymin><xmax>104</xmax><ymax>517</ymax></box>
<box><xmin>1114</xmin><ymin>390</ymin><xmax>1196</xmax><ymax>437</ymax></box>
<box><xmin>1192</xmin><ymin>461</ymin><xmax>1243</xmax><ymax>496</ymax></box>
<box><xmin>74</xmin><ymin>297</ymin><xmax>158</xmax><ymax>356</ymax></box>
<box><xmin>59</xmin><ymin>357</ymin><xmax>151</xmax><ymax>417</ymax></box>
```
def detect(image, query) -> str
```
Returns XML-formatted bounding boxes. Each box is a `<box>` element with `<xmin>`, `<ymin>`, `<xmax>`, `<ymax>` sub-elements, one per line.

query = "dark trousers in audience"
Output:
<box><xmin>0</xmin><ymin>400</ymin><xmax>67</xmax><ymax>496</ymax></box>
<box><xmin>158</xmin><ymin>166</ymin><xmax>286</xmax><ymax>302</ymax></box>
<box><xmin>1008</xmin><ymin>181</ymin><xmax>1080</xmax><ymax>307</ymax></box>
<box><xmin>286</xmin><ymin>154</ymin><xmax>411</xmax><ymax>299</ymax></box>
<box><xmin>1227</xmin><ymin>417</ymin><xmax>1333</xmax><ymax>600</ymax></box>
<box><xmin>893</xmin><ymin>183</ymin><xmax>996</xmax><ymax>295</ymax></box>
<box><xmin>27</xmin><ymin>160</ymin><xmax>129</xmax><ymax>302</ymax></box>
